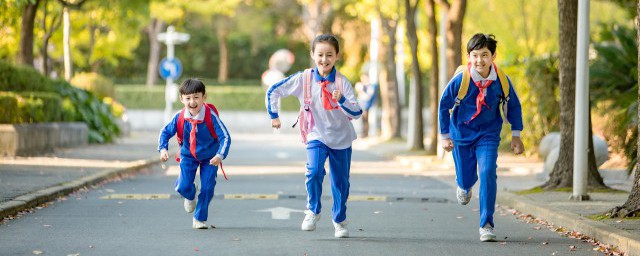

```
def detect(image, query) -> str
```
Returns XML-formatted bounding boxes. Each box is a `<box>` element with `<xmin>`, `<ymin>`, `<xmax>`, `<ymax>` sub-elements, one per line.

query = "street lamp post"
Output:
<box><xmin>157</xmin><ymin>26</ymin><xmax>190</xmax><ymax>124</ymax></box>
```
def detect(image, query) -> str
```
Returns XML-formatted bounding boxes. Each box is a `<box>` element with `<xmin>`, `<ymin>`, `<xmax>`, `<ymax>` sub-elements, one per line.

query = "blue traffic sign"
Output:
<box><xmin>159</xmin><ymin>57</ymin><xmax>183</xmax><ymax>80</ymax></box>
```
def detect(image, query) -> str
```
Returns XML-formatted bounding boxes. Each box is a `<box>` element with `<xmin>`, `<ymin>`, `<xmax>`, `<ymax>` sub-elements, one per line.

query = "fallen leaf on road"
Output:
<box><xmin>569</xmin><ymin>245</ymin><xmax>576</xmax><ymax>251</ymax></box>
<box><xmin>542</xmin><ymin>241</ymin><xmax>549</xmax><ymax>245</ymax></box>
<box><xmin>32</xmin><ymin>250</ymin><xmax>43</xmax><ymax>255</ymax></box>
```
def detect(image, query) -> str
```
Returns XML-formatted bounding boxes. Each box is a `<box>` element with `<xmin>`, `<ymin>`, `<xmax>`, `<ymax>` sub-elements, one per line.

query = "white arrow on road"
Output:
<box><xmin>256</xmin><ymin>207</ymin><xmax>304</xmax><ymax>220</ymax></box>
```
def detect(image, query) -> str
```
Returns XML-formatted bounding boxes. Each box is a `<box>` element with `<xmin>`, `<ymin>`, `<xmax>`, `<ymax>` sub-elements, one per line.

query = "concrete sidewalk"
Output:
<box><xmin>0</xmin><ymin>132</ymin><xmax>161</xmax><ymax>219</ymax></box>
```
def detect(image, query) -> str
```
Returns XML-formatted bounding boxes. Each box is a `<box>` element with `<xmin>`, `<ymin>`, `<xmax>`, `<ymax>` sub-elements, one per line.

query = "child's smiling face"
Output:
<box><xmin>180</xmin><ymin>92</ymin><xmax>207</xmax><ymax>117</ymax></box>
<box><xmin>468</xmin><ymin>47</ymin><xmax>496</xmax><ymax>78</ymax></box>
<box><xmin>311</xmin><ymin>42</ymin><xmax>338</xmax><ymax>77</ymax></box>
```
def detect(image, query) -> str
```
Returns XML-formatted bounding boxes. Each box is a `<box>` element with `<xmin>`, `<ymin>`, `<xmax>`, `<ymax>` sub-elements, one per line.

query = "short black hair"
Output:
<box><xmin>467</xmin><ymin>33</ymin><xmax>498</xmax><ymax>55</ymax></box>
<box><xmin>311</xmin><ymin>34</ymin><xmax>340</xmax><ymax>54</ymax></box>
<box><xmin>179</xmin><ymin>78</ymin><xmax>206</xmax><ymax>95</ymax></box>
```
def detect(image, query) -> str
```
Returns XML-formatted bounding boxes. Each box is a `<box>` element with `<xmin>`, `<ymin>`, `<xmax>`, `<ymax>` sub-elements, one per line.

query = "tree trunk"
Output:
<box><xmin>607</xmin><ymin>0</ymin><xmax>640</xmax><ymax>218</ymax></box>
<box><xmin>18</xmin><ymin>0</ymin><xmax>41</xmax><ymax>67</ymax></box>
<box><xmin>40</xmin><ymin>2</ymin><xmax>61</xmax><ymax>77</ymax></box>
<box><xmin>216</xmin><ymin>17</ymin><xmax>229</xmax><ymax>83</ymax></box>
<box><xmin>405</xmin><ymin>0</ymin><xmax>424</xmax><ymax>150</ymax></box>
<box><xmin>542</xmin><ymin>0</ymin><xmax>577</xmax><ymax>190</ymax></box>
<box><xmin>379</xmin><ymin>11</ymin><xmax>402</xmax><ymax>140</ymax></box>
<box><xmin>146</xmin><ymin>18</ymin><xmax>164</xmax><ymax>87</ymax></box>
<box><xmin>439</xmin><ymin>0</ymin><xmax>466</xmax><ymax>77</ymax></box>
<box><xmin>63</xmin><ymin>6</ymin><xmax>73</xmax><ymax>81</ymax></box>
<box><xmin>587</xmin><ymin>106</ymin><xmax>607</xmax><ymax>188</ymax></box>
<box><xmin>302</xmin><ymin>0</ymin><xmax>331</xmax><ymax>67</ymax></box>
<box><xmin>425</xmin><ymin>0</ymin><xmax>439</xmax><ymax>155</ymax></box>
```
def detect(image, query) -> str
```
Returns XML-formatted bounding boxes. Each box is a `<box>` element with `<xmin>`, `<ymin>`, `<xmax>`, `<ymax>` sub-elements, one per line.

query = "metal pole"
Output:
<box><xmin>164</xmin><ymin>27</ymin><xmax>176</xmax><ymax>124</ymax></box>
<box><xmin>572</xmin><ymin>0</ymin><xmax>590</xmax><ymax>201</ymax></box>
<box><xmin>437</xmin><ymin>9</ymin><xmax>448</xmax><ymax>159</ymax></box>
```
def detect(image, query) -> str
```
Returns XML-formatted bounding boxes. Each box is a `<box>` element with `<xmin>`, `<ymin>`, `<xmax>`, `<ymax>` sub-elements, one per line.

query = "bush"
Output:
<box><xmin>0</xmin><ymin>91</ymin><xmax>62</xmax><ymax>124</ymax></box>
<box><xmin>0</xmin><ymin>60</ymin><xmax>51</xmax><ymax>92</ymax></box>
<box><xmin>70</xmin><ymin>72</ymin><xmax>115</xmax><ymax>100</ymax></box>
<box><xmin>115</xmin><ymin>85</ymin><xmax>300</xmax><ymax>111</ymax></box>
<box><xmin>0</xmin><ymin>92</ymin><xmax>20</xmax><ymax>123</ymax></box>
<box><xmin>17</xmin><ymin>92</ymin><xmax>63</xmax><ymax>123</ymax></box>
<box><xmin>50</xmin><ymin>79</ymin><xmax>120</xmax><ymax>143</ymax></box>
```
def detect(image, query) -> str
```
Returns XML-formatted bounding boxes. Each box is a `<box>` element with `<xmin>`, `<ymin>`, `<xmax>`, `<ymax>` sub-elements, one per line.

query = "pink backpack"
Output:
<box><xmin>293</xmin><ymin>68</ymin><xmax>343</xmax><ymax>144</ymax></box>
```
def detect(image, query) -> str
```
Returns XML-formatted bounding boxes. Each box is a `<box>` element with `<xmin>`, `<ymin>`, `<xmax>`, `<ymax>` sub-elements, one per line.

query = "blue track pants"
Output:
<box><xmin>305</xmin><ymin>140</ymin><xmax>352</xmax><ymax>223</ymax></box>
<box><xmin>452</xmin><ymin>140</ymin><xmax>499</xmax><ymax>228</ymax></box>
<box><xmin>174</xmin><ymin>156</ymin><xmax>218</xmax><ymax>222</ymax></box>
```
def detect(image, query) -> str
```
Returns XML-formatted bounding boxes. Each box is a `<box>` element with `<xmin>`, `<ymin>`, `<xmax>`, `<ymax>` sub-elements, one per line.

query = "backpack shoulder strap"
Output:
<box><xmin>455</xmin><ymin>64</ymin><xmax>470</xmax><ymax>106</ymax></box>
<box><xmin>176</xmin><ymin>108</ymin><xmax>186</xmax><ymax>145</ymax></box>
<box><xmin>335</xmin><ymin>70</ymin><xmax>344</xmax><ymax>92</ymax></box>
<box><xmin>303</xmin><ymin>68</ymin><xmax>312</xmax><ymax>105</ymax></box>
<box><xmin>494</xmin><ymin>64</ymin><xmax>510</xmax><ymax>100</ymax></box>
<box><xmin>203</xmin><ymin>103</ymin><xmax>218</xmax><ymax>141</ymax></box>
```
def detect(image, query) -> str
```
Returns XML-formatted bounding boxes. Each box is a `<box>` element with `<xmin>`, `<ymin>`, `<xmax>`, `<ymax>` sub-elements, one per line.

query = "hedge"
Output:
<box><xmin>115</xmin><ymin>85</ymin><xmax>300</xmax><ymax>111</ymax></box>
<box><xmin>0</xmin><ymin>91</ymin><xmax>63</xmax><ymax>124</ymax></box>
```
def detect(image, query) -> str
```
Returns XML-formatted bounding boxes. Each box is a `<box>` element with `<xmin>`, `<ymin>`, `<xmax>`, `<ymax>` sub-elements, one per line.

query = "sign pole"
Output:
<box><xmin>157</xmin><ymin>26</ymin><xmax>189</xmax><ymax>124</ymax></box>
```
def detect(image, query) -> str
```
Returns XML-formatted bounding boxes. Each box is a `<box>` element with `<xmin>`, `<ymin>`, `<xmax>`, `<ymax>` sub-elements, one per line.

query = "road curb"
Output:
<box><xmin>497</xmin><ymin>191</ymin><xmax>640</xmax><ymax>256</ymax></box>
<box><xmin>0</xmin><ymin>158</ymin><xmax>160</xmax><ymax>220</ymax></box>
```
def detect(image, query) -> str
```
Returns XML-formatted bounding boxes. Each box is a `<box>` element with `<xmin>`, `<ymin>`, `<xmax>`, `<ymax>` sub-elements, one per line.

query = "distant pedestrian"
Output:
<box><xmin>265</xmin><ymin>34</ymin><xmax>362</xmax><ymax>238</ymax></box>
<box><xmin>354</xmin><ymin>73</ymin><xmax>377</xmax><ymax>138</ymax></box>
<box><xmin>438</xmin><ymin>33</ymin><xmax>524</xmax><ymax>242</ymax></box>
<box><xmin>158</xmin><ymin>78</ymin><xmax>231</xmax><ymax>229</ymax></box>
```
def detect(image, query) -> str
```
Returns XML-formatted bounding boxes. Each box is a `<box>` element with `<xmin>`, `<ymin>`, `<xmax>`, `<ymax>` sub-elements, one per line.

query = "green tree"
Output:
<box><xmin>607</xmin><ymin>0</ymin><xmax>640</xmax><ymax>219</ymax></box>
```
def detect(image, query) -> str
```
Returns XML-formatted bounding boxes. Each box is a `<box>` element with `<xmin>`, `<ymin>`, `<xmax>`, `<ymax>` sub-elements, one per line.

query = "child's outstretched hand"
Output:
<box><xmin>160</xmin><ymin>149</ymin><xmax>169</xmax><ymax>162</ymax></box>
<box><xmin>511</xmin><ymin>137</ymin><xmax>524</xmax><ymax>155</ymax></box>
<box><xmin>441</xmin><ymin>138</ymin><xmax>454</xmax><ymax>152</ymax></box>
<box><xmin>332</xmin><ymin>90</ymin><xmax>342</xmax><ymax>101</ymax></box>
<box><xmin>210</xmin><ymin>155</ymin><xmax>222</xmax><ymax>166</ymax></box>
<box><xmin>271</xmin><ymin>118</ymin><xmax>281</xmax><ymax>129</ymax></box>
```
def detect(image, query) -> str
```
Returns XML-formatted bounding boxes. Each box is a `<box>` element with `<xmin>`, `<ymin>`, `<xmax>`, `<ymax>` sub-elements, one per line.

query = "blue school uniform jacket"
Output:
<box><xmin>158</xmin><ymin>106</ymin><xmax>231</xmax><ymax>161</ymax></box>
<box><xmin>438</xmin><ymin>65</ymin><xmax>523</xmax><ymax>146</ymax></box>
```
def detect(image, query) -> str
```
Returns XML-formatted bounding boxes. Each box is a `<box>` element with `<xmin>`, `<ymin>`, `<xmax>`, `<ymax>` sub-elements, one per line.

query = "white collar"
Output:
<box><xmin>183</xmin><ymin>105</ymin><xmax>206</xmax><ymax>121</ymax></box>
<box><xmin>470</xmin><ymin>64</ymin><xmax>497</xmax><ymax>82</ymax></box>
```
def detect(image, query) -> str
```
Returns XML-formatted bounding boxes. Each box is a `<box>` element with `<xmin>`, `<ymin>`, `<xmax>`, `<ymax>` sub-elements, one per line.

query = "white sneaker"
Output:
<box><xmin>192</xmin><ymin>218</ymin><xmax>208</xmax><ymax>229</ymax></box>
<box><xmin>301</xmin><ymin>210</ymin><xmax>320</xmax><ymax>231</ymax></box>
<box><xmin>333</xmin><ymin>221</ymin><xmax>349</xmax><ymax>238</ymax></box>
<box><xmin>456</xmin><ymin>187</ymin><xmax>472</xmax><ymax>205</ymax></box>
<box><xmin>183</xmin><ymin>183</ymin><xmax>199</xmax><ymax>213</ymax></box>
<box><xmin>479</xmin><ymin>224</ymin><xmax>496</xmax><ymax>242</ymax></box>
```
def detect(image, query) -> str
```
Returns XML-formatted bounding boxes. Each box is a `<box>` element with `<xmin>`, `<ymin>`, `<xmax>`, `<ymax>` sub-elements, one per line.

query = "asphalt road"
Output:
<box><xmin>0</xmin><ymin>133</ymin><xmax>603</xmax><ymax>255</ymax></box>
